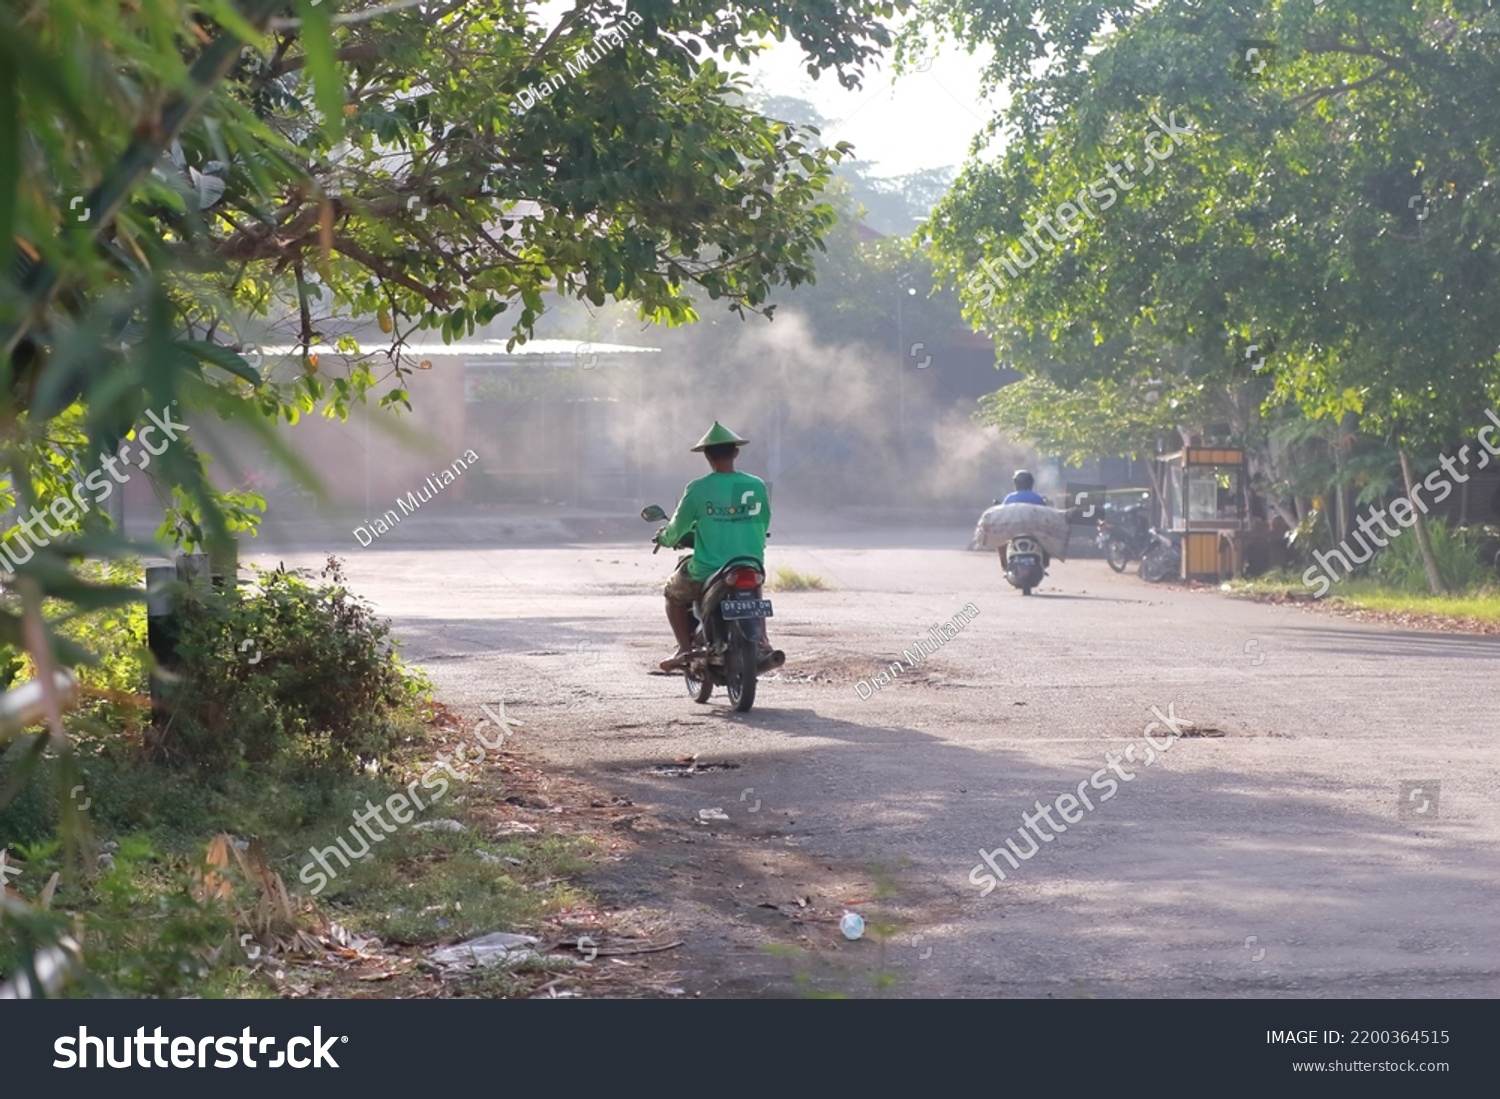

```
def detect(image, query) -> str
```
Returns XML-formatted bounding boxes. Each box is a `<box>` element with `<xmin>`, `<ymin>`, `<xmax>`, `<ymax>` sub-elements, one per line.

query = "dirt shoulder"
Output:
<box><xmin>268</xmin><ymin>703</ymin><xmax>695</xmax><ymax>1000</ymax></box>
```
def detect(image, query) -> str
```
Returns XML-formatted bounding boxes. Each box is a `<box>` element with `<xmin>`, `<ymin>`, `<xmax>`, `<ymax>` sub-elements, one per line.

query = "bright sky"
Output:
<box><xmin>739</xmin><ymin>31</ymin><xmax>1000</xmax><ymax>179</ymax></box>
<box><xmin>529</xmin><ymin>1</ymin><xmax>1001</xmax><ymax>181</ymax></box>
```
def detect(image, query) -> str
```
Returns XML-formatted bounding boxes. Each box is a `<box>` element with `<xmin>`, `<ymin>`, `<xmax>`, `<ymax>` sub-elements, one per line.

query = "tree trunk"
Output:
<box><xmin>1399</xmin><ymin>447</ymin><xmax>1446</xmax><ymax>595</ymax></box>
<box><xmin>1146</xmin><ymin>459</ymin><xmax>1165</xmax><ymax>527</ymax></box>
<box><xmin>1331</xmin><ymin>426</ymin><xmax>1348</xmax><ymax>543</ymax></box>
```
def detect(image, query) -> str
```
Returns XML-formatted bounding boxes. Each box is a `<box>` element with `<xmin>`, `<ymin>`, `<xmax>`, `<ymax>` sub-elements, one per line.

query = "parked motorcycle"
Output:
<box><xmin>642</xmin><ymin>504</ymin><xmax>778</xmax><ymax>713</ymax></box>
<box><xmin>1096</xmin><ymin>499</ymin><xmax>1153</xmax><ymax>573</ymax></box>
<box><xmin>1139</xmin><ymin>528</ymin><xmax>1182</xmax><ymax>583</ymax></box>
<box><xmin>1002</xmin><ymin>534</ymin><xmax>1048</xmax><ymax>595</ymax></box>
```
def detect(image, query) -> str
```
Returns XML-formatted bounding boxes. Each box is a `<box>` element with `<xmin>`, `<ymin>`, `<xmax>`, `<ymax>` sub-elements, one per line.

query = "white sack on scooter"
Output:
<box><xmin>973</xmin><ymin>503</ymin><xmax>1070</xmax><ymax>560</ymax></box>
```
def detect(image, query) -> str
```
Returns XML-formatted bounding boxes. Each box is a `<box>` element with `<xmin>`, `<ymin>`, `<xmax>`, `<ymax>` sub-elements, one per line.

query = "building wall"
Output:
<box><xmin>304</xmin><ymin>364</ymin><xmax>465</xmax><ymax>512</ymax></box>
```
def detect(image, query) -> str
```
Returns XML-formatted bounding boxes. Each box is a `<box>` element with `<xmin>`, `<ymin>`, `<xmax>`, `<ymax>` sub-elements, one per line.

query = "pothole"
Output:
<box><xmin>637</xmin><ymin>761</ymin><xmax>741</xmax><ymax>777</ymax></box>
<box><xmin>1175</xmin><ymin>723</ymin><xmax>1225</xmax><ymax>737</ymax></box>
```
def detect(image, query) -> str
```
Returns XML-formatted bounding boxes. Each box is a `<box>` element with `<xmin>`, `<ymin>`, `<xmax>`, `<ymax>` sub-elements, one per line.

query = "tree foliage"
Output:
<box><xmin>915</xmin><ymin>0</ymin><xmax>1500</xmax><ymax>454</ymax></box>
<box><xmin>0</xmin><ymin>0</ymin><xmax>909</xmax><ymax>645</ymax></box>
<box><xmin>912</xmin><ymin>0</ymin><xmax>1500</xmax><ymax>584</ymax></box>
<box><xmin>0</xmin><ymin>0</ymin><xmax>913</xmax><ymax>967</ymax></box>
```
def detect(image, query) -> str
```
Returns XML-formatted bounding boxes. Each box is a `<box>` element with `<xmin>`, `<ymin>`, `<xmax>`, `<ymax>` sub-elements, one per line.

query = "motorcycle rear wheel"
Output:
<box><xmin>726</xmin><ymin>629</ymin><xmax>757</xmax><ymax>713</ymax></box>
<box><xmin>1106</xmin><ymin>538</ymin><xmax>1132</xmax><ymax>573</ymax></box>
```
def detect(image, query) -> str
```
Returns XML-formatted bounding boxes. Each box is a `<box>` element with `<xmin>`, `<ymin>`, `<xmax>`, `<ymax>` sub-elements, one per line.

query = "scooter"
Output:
<box><xmin>1001</xmin><ymin>534</ymin><xmax>1048</xmax><ymax>595</ymax></box>
<box><xmin>1139</xmin><ymin>528</ymin><xmax>1182</xmax><ymax>583</ymax></box>
<box><xmin>642</xmin><ymin>505</ymin><xmax>780</xmax><ymax>713</ymax></box>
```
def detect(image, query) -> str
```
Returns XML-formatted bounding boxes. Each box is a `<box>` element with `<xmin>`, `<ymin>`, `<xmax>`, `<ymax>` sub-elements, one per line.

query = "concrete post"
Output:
<box><xmin>207</xmin><ymin>534</ymin><xmax>238</xmax><ymax>588</ymax></box>
<box><xmin>144</xmin><ymin>565</ymin><xmax>177</xmax><ymax>715</ymax></box>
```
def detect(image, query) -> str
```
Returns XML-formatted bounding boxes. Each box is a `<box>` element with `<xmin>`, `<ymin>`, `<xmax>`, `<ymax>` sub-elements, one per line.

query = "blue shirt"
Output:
<box><xmin>1002</xmin><ymin>490</ymin><xmax>1048</xmax><ymax>506</ymax></box>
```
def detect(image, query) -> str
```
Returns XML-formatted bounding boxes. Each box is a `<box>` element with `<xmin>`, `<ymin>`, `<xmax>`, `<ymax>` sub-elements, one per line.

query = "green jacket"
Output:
<box><xmin>660</xmin><ymin>470</ymin><xmax>771</xmax><ymax>581</ymax></box>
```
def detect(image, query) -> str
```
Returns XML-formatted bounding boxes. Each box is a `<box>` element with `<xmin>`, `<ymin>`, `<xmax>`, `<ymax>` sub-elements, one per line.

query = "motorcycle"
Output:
<box><xmin>1139</xmin><ymin>528</ymin><xmax>1182</xmax><ymax>583</ymax></box>
<box><xmin>1001</xmin><ymin>534</ymin><xmax>1048</xmax><ymax>596</ymax></box>
<box><xmin>1096</xmin><ymin>499</ymin><xmax>1153</xmax><ymax>573</ymax></box>
<box><xmin>974</xmin><ymin>501</ymin><xmax>1067</xmax><ymax>595</ymax></box>
<box><xmin>642</xmin><ymin>504</ymin><xmax>779</xmax><ymax>713</ymax></box>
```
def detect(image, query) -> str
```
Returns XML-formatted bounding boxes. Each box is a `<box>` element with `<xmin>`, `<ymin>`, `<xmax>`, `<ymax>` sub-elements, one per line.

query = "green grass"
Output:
<box><xmin>1226</xmin><ymin>570</ymin><xmax>1320</xmax><ymax>597</ymax></box>
<box><xmin>1</xmin><ymin>562</ymin><xmax>594</xmax><ymax>999</ymax></box>
<box><xmin>770</xmin><ymin>566</ymin><xmax>830</xmax><ymax>592</ymax></box>
<box><xmin>1327</xmin><ymin>581</ymin><xmax>1500</xmax><ymax>621</ymax></box>
<box><xmin>1227</xmin><ymin>572</ymin><xmax>1500</xmax><ymax>622</ymax></box>
<box><xmin>325</xmin><ymin>831</ymin><xmax>592</xmax><ymax>946</ymax></box>
<box><xmin>0</xmin><ymin>742</ymin><xmax>594</xmax><ymax>998</ymax></box>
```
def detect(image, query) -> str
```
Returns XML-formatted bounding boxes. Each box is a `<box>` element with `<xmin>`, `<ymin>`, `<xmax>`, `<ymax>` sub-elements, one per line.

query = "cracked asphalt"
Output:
<box><xmin>254</xmin><ymin>512</ymin><xmax>1500</xmax><ymax>997</ymax></box>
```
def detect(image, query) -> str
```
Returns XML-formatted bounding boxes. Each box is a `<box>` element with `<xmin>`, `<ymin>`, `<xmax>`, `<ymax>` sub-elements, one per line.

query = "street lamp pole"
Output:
<box><xmin>895</xmin><ymin>274</ymin><xmax>916</xmax><ymax>458</ymax></box>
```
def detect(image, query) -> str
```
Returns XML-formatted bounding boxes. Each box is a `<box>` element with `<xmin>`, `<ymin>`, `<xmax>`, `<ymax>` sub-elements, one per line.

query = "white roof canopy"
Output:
<box><xmin>257</xmin><ymin>338</ymin><xmax>660</xmax><ymax>359</ymax></box>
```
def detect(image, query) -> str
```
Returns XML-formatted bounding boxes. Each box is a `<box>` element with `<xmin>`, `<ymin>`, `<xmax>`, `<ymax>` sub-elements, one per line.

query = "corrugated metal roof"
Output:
<box><xmin>256</xmin><ymin>338</ymin><xmax>660</xmax><ymax>357</ymax></box>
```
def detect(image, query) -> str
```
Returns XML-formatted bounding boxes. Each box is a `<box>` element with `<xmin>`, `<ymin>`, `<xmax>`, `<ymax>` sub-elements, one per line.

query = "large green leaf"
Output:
<box><xmin>170</xmin><ymin>339</ymin><xmax>263</xmax><ymax>386</ymax></box>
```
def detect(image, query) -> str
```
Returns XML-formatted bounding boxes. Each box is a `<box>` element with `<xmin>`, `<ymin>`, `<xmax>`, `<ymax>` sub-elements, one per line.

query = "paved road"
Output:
<box><xmin>257</xmin><ymin>516</ymin><xmax>1500</xmax><ymax>997</ymax></box>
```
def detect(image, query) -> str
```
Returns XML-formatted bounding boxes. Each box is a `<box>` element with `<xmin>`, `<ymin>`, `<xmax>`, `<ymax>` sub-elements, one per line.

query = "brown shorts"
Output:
<box><xmin>664</xmin><ymin>556</ymin><xmax>704</xmax><ymax>605</ymax></box>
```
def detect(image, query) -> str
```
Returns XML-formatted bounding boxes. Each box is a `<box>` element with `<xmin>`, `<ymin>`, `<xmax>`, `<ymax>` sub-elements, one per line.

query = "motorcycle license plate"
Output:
<box><xmin>1011</xmin><ymin>555</ymin><xmax>1040</xmax><ymax>569</ymax></box>
<box><xmin>721</xmin><ymin>598</ymin><xmax>773</xmax><ymax>620</ymax></box>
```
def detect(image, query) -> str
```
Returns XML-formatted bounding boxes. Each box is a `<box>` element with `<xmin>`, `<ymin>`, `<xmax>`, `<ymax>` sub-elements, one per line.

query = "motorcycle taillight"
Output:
<box><xmin>729</xmin><ymin>568</ymin><xmax>761</xmax><ymax>589</ymax></box>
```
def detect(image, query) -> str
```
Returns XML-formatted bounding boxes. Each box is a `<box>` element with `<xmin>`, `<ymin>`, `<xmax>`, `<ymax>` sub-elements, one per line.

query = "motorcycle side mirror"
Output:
<box><xmin>640</xmin><ymin>504</ymin><xmax>667</xmax><ymax>522</ymax></box>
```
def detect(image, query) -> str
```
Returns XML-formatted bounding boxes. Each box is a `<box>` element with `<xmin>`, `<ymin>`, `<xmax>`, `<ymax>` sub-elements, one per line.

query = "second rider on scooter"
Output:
<box><xmin>998</xmin><ymin>469</ymin><xmax>1051</xmax><ymax>572</ymax></box>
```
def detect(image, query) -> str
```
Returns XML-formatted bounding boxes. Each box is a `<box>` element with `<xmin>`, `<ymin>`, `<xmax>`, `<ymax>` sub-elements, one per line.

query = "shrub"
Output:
<box><xmin>151</xmin><ymin>555</ymin><xmax>430</xmax><ymax>773</ymax></box>
<box><xmin>1372</xmin><ymin>518</ymin><xmax>1486</xmax><ymax>592</ymax></box>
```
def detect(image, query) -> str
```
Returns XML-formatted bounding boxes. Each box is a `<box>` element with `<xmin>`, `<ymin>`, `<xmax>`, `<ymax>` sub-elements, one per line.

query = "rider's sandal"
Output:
<box><xmin>659</xmin><ymin>650</ymin><xmax>692</xmax><ymax>672</ymax></box>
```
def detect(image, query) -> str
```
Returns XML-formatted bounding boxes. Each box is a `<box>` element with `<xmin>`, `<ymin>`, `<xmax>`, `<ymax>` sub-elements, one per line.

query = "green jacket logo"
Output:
<box><xmin>705</xmin><ymin>490</ymin><xmax>762</xmax><ymax>517</ymax></box>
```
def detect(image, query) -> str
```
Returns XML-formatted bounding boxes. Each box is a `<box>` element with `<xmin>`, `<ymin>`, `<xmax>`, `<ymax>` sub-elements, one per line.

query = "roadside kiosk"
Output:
<box><xmin>1154</xmin><ymin>447</ymin><xmax>1250</xmax><ymax>581</ymax></box>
